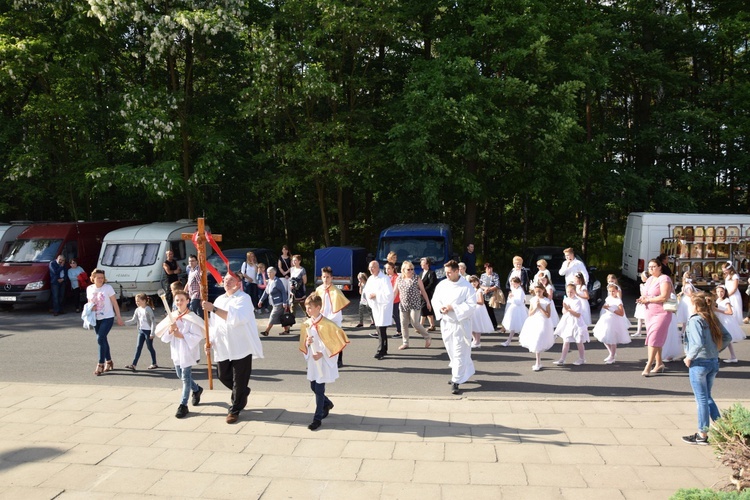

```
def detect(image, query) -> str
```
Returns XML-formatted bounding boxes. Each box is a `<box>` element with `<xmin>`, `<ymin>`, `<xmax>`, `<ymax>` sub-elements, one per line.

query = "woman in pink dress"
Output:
<box><xmin>636</xmin><ymin>259</ymin><xmax>673</xmax><ymax>376</ymax></box>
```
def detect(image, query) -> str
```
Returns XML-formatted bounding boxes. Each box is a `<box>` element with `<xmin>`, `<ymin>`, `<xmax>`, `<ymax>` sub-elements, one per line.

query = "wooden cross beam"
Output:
<box><xmin>182</xmin><ymin>217</ymin><xmax>221</xmax><ymax>390</ymax></box>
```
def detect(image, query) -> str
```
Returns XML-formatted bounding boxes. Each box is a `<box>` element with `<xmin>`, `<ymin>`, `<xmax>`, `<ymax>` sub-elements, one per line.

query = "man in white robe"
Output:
<box><xmin>202</xmin><ymin>273</ymin><xmax>264</xmax><ymax>423</ymax></box>
<box><xmin>363</xmin><ymin>261</ymin><xmax>393</xmax><ymax>359</ymax></box>
<box><xmin>432</xmin><ymin>260</ymin><xmax>476</xmax><ymax>394</ymax></box>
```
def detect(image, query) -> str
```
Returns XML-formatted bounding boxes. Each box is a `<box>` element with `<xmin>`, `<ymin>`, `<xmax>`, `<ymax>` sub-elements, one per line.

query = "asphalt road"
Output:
<box><xmin>1</xmin><ymin>285</ymin><xmax>749</xmax><ymax>401</ymax></box>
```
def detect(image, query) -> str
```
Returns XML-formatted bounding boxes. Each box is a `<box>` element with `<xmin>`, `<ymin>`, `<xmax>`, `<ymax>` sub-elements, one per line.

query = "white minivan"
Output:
<box><xmin>97</xmin><ymin>220</ymin><xmax>212</xmax><ymax>298</ymax></box>
<box><xmin>622</xmin><ymin>212</ymin><xmax>750</xmax><ymax>281</ymax></box>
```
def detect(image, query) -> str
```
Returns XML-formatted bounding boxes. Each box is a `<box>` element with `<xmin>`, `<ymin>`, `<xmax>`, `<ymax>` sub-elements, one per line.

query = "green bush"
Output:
<box><xmin>671</xmin><ymin>489</ymin><xmax>750</xmax><ymax>500</ymax></box>
<box><xmin>709</xmin><ymin>404</ymin><xmax>750</xmax><ymax>492</ymax></box>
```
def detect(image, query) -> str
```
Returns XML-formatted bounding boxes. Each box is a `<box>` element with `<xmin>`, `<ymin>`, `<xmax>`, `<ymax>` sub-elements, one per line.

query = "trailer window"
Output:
<box><xmin>101</xmin><ymin>243</ymin><xmax>160</xmax><ymax>266</ymax></box>
<box><xmin>3</xmin><ymin>239</ymin><xmax>62</xmax><ymax>263</ymax></box>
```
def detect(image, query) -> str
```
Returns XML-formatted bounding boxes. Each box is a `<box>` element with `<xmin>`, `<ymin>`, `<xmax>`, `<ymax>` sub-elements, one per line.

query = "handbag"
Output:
<box><xmin>280</xmin><ymin>310</ymin><xmax>296</xmax><ymax>327</ymax></box>
<box><xmin>663</xmin><ymin>295</ymin><xmax>678</xmax><ymax>313</ymax></box>
<box><xmin>488</xmin><ymin>290</ymin><xmax>505</xmax><ymax>308</ymax></box>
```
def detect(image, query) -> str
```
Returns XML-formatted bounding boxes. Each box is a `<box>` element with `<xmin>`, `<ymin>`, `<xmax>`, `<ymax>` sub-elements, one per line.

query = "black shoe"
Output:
<box><xmin>368</xmin><ymin>332</ymin><xmax>379</xmax><ymax>338</ymax></box>
<box><xmin>392</xmin><ymin>333</ymin><xmax>402</xmax><ymax>338</ymax></box>
<box><xmin>192</xmin><ymin>386</ymin><xmax>203</xmax><ymax>406</ymax></box>
<box><xmin>175</xmin><ymin>404</ymin><xmax>189</xmax><ymax>419</ymax></box>
<box><xmin>451</xmin><ymin>383</ymin><xmax>460</xmax><ymax>395</ymax></box>
<box><xmin>374</xmin><ymin>353</ymin><xmax>384</xmax><ymax>359</ymax></box>
<box><xmin>322</xmin><ymin>402</ymin><xmax>334</xmax><ymax>419</ymax></box>
<box><xmin>682</xmin><ymin>433</ymin><xmax>708</xmax><ymax>445</ymax></box>
<box><xmin>308</xmin><ymin>420</ymin><xmax>322</xmax><ymax>430</ymax></box>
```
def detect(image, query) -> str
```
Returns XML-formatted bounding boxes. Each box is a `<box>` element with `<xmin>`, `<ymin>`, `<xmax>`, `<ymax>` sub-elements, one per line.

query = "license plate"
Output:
<box><xmin>0</xmin><ymin>296</ymin><xmax>16</xmax><ymax>302</ymax></box>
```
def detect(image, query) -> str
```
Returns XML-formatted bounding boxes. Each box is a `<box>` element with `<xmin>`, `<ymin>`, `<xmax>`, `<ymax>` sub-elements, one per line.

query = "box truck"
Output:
<box><xmin>622</xmin><ymin>212</ymin><xmax>750</xmax><ymax>281</ymax></box>
<box><xmin>96</xmin><ymin>220</ymin><xmax>212</xmax><ymax>299</ymax></box>
<box><xmin>0</xmin><ymin>220</ymin><xmax>137</xmax><ymax>305</ymax></box>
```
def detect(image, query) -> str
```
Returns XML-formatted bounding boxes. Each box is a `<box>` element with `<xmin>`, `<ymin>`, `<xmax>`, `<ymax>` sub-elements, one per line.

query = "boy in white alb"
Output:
<box><xmin>316</xmin><ymin>266</ymin><xmax>351</xmax><ymax>368</ymax></box>
<box><xmin>299</xmin><ymin>293</ymin><xmax>349</xmax><ymax>430</ymax></box>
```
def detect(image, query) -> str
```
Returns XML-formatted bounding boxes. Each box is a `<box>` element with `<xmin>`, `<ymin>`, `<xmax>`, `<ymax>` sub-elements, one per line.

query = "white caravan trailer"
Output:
<box><xmin>97</xmin><ymin>220</ymin><xmax>212</xmax><ymax>298</ymax></box>
<box><xmin>622</xmin><ymin>212</ymin><xmax>750</xmax><ymax>281</ymax></box>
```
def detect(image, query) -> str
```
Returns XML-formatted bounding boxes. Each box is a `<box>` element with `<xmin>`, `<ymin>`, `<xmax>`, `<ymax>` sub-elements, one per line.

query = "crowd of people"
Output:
<box><xmin>70</xmin><ymin>244</ymin><xmax>748</xmax><ymax>442</ymax></box>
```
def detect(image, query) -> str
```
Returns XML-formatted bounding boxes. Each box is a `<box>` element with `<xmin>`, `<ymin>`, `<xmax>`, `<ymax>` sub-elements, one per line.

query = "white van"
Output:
<box><xmin>97</xmin><ymin>220</ymin><xmax>212</xmax><ymax>298</ymax></box>
<box><xmin>0</xmin><ymin>222</ymin><xmax>31</xmax><ymax>260</ymax></box>
<box><xmin>622</xmin><ymin>212</ymin><xmax>750</xmax><ymax>281</ymax></box>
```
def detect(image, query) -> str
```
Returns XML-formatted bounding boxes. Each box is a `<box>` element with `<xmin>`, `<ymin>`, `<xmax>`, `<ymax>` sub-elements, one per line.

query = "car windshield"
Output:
<box><xmin>377</xmin><ymin>237</ymin><xmax>445</xmax><ymax>264</ymax></box>
<box><xmin>525</xmin><ymin>250</ymin><xmax>587</xmax><ymax>285</ymax></box>
<box><xmin>3</xmin><ymin>239</ymin><xmax>62</xmax><ymax>263</ymax></box>
<box><xmin>100</xmin><ymin>243</ymin><xmax>160</xmax><ymax>267</ymax></box>
<box><xmin>207</xmin><ymin>255</ymin><xmax>245</xmax><ymax>277</ymax></box>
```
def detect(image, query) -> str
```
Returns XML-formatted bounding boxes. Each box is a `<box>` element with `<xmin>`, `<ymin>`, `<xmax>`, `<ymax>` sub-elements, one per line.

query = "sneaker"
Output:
<box><xmin>682</xmin><ymin>433</ymin><xmax>708</xmax><ymax>445</ymax></box>
<box><xmin>451</xmin><ymin>383</ymin><xmax>460</xmax><ymax>395</ymax></box>
<box><xmin>553</xmin><ymin>359</ymin><xmax>565</xmax><ymax>365</ymax></box>
<box><xmin>630</xmin><ymin>333</ymin><xmax>642</xmax><ymax>337</ymax></box>
<box><xmin>501</xmin><ymin>340</ymin><xmax>511</xmax><ymax>347</ymax></box>
<box><xmin>175</xmin><ymin>404</ymin><xmax>189</xmax><ymax>419</ymax></box>
<box><xmin>604</xmin><ymin>357</ymin><xmax>616</xmax><ymax>365</ymax></box>
<box><xmin>723</xmin><ymin>358</ymin><xmax>739</xmax><ymax>364</ymax></box>
<box><xmin>532</xmin><ymin>364</ymin><xmax>541</xmax><ymax>371</ymax></box>
<box><xmin>392</xmin><ymin>333</ymin><xmax>402</xmax><ymax>338</ymax></box>
<box><xmin>573</xmin><ymin>358</ymin><xmax>585</xmax><ymax>366</ymax></box>
<box><xmin>369</xmin><ymin>332</ymin><xmax>379</xmax><ymax>338</ymax></box>
<box><xmin>192</xmin><ymin>386</ymin><xmax>203</xmax><ymax>406</ymax></box>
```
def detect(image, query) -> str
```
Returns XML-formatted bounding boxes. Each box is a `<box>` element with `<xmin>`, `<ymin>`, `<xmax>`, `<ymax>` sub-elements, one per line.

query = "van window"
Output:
<box><xmin>377</xmin><ymin>237</ymin><xmax>446</xmax><ymax>264</ymax></box>
<box><xmin>64</xmin><ymin>241</ymin><xmax>78</xmax><ymax>261</ymax></box>
<box><xmin>101</xmin><ymin>243</ymin><xmax>160</xmax><ymax>267</ymax></box>
<box><xmin>3</xmin><ymin>239</ymin><xmax>62</xmax><ymax>263</ymax></box>
<box><xmin>169</xmin><ymin>241</ymin><xmax>186</xmax><ymax>260</ymax></box>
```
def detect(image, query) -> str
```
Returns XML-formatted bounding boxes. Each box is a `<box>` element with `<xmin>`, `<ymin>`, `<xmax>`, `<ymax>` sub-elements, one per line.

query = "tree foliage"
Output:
<box><xmin>1</xmin><ymin>0</ymin><xmax>748</xmax><ymax>262</ymax></box>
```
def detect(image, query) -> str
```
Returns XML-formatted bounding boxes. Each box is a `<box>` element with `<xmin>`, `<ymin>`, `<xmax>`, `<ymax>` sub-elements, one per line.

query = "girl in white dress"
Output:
<box><xmin>554</xmin><ymin>284</ymin><xmax>589</xmax><ymax>366</ymax></box>
<box><xmin>519</xmin><ymin>284</ymin><xmax>555</xmax><ymax>371</ymax></box>
<box><xmin>593</xmin><ymin>284</ymin><xmax>631</xmax><ymax>364</ymax></box>
<box><xmin>632</xmin><ymin>272</ymin><xmax>648</xmax><ymax>337</ymax></box>
<box><xmin>715</xmin><ymin>285</ymin><xmax>743</xmax><ymax>363</ymax></box>
<box><xmin>501</xmin><ymin>277</ymin><xmax>528</xmax><ymax>346</ymax></box>
<box><xmin>723</xmin><ymin>262</ymin><xmax>744</xmax><ymax>325</ymax></box>
<box><xmin>539</xmin><ymin>274</ymin><xmax>559</xmax><ymax>327</ymax></box>
<box><xmin>468</xmin><ymin>276</ymin><xmax>494</xmax><ymax>348</ymax></box>
<box><xmin>575</xmin><ymin>272</ymin><xmax>591</xmax><ymax>325</ymax></box>
<box><xmin>676</xmin><ymin>272</ymin><xmax>696</xmax><ymax>328</ymax></box>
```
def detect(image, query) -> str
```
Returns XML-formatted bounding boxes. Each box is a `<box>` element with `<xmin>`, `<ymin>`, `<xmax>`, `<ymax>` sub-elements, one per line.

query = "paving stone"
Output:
<box><xmin>0</xmin><ymin>409</ymin><xmax>47</xmax><ymax>424</ymax></box>
<box><xmin>468</xmin><ymin>462</ymin><xmax>526</xmax><ymax>485</ymax></box>
<box><xmin>648</xmin><ymin>446</ymin><xmax>717</xmax><ymax>468</ymax></box>
<box><xmin>144</xmin><ymin>470</ymin><xmax>217</xmax><ymax>498</ymax></box>
<box><xmin>2</xmin><ymin>441</ymin><xmax>73</xmax><ymax>463</ymax></box>
<box><xmin>301</xmin><ymin>457</ymin><xmax>362</xmax><ymax>481</ymax></box>
<box><xmin>98</xmin><ymin>445</ymin><xmax>166</xmax><ymax>468</ymax></box>
<box><xmin>449</xmin><ymin>412</ymin><xmax>495</xmax><ymax>426</ymax></box>
<box><xmin>147</xmin><ymin>448</ymin><xmax>212</xmax><ymax>472</ymax></box>
<box><xmin>444</xmin><ymin>442</ymin><xmax>496</xmax><ymax>462</ymax></box>
<box><xmin>405</xmin><ymin>412</ymin><xmax>450</xmax><ymax>426</ymax></box>
<box><xmin>633</xmin><ymin>465</ymin><xmax>705</xmax><ymax>490</ymax></box>
<box><xmin>340</xmin><ymin>440</ymin><xmax>395</xmax><ymax>459</ymax></box>
<box><xmin>194</xmin><ymin>433</ymin><xmax>252</xmax><ymax>453</ymax></box>
<box><xmin>392</xmin><ymin>441</ymin><xmax>444</xmax><ymax>461</ymax></box>
<box><xmin>248</xmin><ymin>455</ymin><xmax>313</xmax><ymax>478</ymax></box>
<box><xmin>560</xmin><ymin>487</ymin><xmax>626</xmax><ymax>499</ymax></box>
<box><xmin>422</xmin><ymin>425</ymin><xmax>472</xmax><ymax>443</ymax></box>
<box><xmin>243</xmin><ymin>435</ymin><xmax>300</xmax><ymax>456</ymax></box>
<box><xmin>471</xmin><ymin>426</ymin><xmax>522</xmax><ymax>443</ymax></box>
<box><xmin>320</xmin><ymin>479</ymin><xmax>383</xmax><ymax>499</ymax></box>
<box><xmin>376</xmin><ymin>425</ymin><xmax>425</xmax><ymax>442</ymax></box>
<box><xmin>51</xmin><ymin>443</ymin><xmax>118</xmax><ymax>465</ymax></box>
<box><xmin>0</xmin><ymin>486</ymin><xmax>66</xmax><ymax>500</ymax></box>
<box><xmin>39</xmin><ymin>463</ymin><xmax>118</xmax><ymax>490</ymax></box>
<box><xmin>292</xmin><ymin>438</ymin><xmax>347</xmax><ymax>458</ymax></box>
<box><xmin>66</xmin><ymin>427</ymin><xmax>124</xmax><ymax>445</ymax></box>
<box><xmin>564</xmin><ymin>427</ymin><xmax>618</xmax><ymax>445</ymax></box>
<box><xmin>498</xmin><ymin>485</ymin><xmax>563</xmax><ymax>499</ymax></box>
<box><xmin>26</xmin><ymin>424</ymin><xmax>82</xmax><ymax>443</ymax></box>
<box><xmin>380</xmin><ymin>482</ymin><xmax>441</xmax><ymax>499</ymax></box>
<box><xmin>524</xmin><ymin>464</ymin><xmax>587</xmax><ymax>488</ymax></box>
<box><xmin>610</xmin><ymin>428</ymin><xmax>672</xmax><ymax>446</ymax></box>
<box><xmin>260</xmin><ymin>477</ymin><xmax>327</xmax><ymax>499</ymax></box>
<box><xmin>106</xmin><ymin>429</ymin><xmax>162</xmax><ymax>447</ymax></box>
<box><xmin>195</xmin><ymin>451</ymin><xmax>261</xmax><ymax>475</ymax></box>
<box><xmin>442</xmin><ymin>483</ymin><xmax>503</xmax><ymax>499</ymax></box>
<box><xmin>75</xmin><ymin>412</ymin><xmax>129</xmax><ymax>428</ymax></box>
<box><xmin>545</xmin><ymin>444</ymin><xmax>605</xmax><ymax>465</ymax></box>
<box><xmin>236</xmin><ymin>421</ymin><xmax>290</xmax><ymax>437</ymax></box>
<box><xmin>578</xmin><ymin>413</ymin><xmax>632</xmax><ymax>428</ymax></box>
<box><xmin>201</xmin><ymin>475</ymin><xmax>270</xmax><ymax>499</ymax></box>
<box><xmin>357</xmin><ymin>459</ymin><xmax>415</xmax><ymax>483</ymax></box>
<box><xmin>151</xmin><ymin>431</ymin><xmax>211</xmax><ymax>450</ymax></box>
<box><xmin>537</xmin><ymin>413</ymin><xmax>585</xmax><ymax>428</ymax></box>
<box><xmin>412</xmin><ymin>460</ymin><xmax>469</xmax><ymax>484</ymax></box>
<box><xmin>580</xmin><ymin>464</ymin><xmax>645</xmax><ymax>489</ymax></box>
<box><xmin>596</xmin><ymin>445</ymin><xmax>660</xmax><ymax>466</ymax></box>
<box><xmin>0</xmin><ymin>462</ymin><xmax>68</xmax><ymax>487</ymax></box>
<box><xmin>623</xmin><ymin>414</ymin><xmax>678</xmax><ymax>429</ymax></box>
<box><xmin>495</xmin><ymin>443</ymin><xmax>550</xmax><ymax>464</ymax></box>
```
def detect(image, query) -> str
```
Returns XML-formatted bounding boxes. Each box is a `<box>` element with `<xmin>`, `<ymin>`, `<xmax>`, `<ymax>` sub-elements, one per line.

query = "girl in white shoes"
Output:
<box><xmin>519</xmin><ymin>284</ymin><xmax>555</xmax><ymax>371</ymax></box>
<box><xmin>593</xmin><ymin>284</ymin><xmax>631</xmax><ymax>364</ymax></box>
<box><xmin>501</xmin><ymin>277</ymin><xmax>527</xmax><ymax>346</ymax></box>
<box><xmin>714</xmin><ymin>285</ymin><xmax>743</xmax><ymax>363</ymax></box>
<box><xmin>554</xmin><ymin>284</ymin><xmax>589</xmax><ymax>366</ymax></box>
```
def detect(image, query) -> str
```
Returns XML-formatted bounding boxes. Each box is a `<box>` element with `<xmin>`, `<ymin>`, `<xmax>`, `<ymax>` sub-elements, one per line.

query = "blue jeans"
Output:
<box><xmin>189</xmin><ymin>298</ymin><xmax>203</xmax><ymax>318</ymax></box>
<box><xmin>175</xmin><ymin>365</ymin><xmax>200</xmax><ymax>406</ymax></box>
<box><xmin>310</xmin><ymin>381</ymin><xmax>332</xmax><ymax>422</ymax></box>
<box><xmin>94</xmin><ymin>317</ymin><xmax>114</xmax><ymax>363</ymax></box>
<box><xmin>132</xmin><ymin>329</ymin><xmax>157</xmax><ymax>366</ymax></box>
<box><xmin>50</xmin><ymin>280</ymin><xmax>65</xmax><ymax>314</ymax></box>
<box><xmin>688</xmin><ymin>358</ymin><xmax>720</xmax><ymax>433</ymax></box>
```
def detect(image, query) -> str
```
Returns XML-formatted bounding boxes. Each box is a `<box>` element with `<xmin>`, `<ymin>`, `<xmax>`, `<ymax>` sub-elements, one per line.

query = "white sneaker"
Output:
<box><xmin>604</xmin><ymin>358</ymin><xmax>616</xmax><ymax>365</ymax></box>
<box><xmin>630</xmin><ymin>333</ymin><xmax>642</xmax><ymax>337</ymax></box>
<box><xmin>501</xmin><ymin>340</ymin><xmax>511</xmax><ymax>347</ymax></box>
<box><xmin>723</xmin><ymin>358</ymin><xmax>739</xmax><ymax>364</ymax></box>
<box><xmin>532</xmin><ymin>364</ymin><xmax>541</xmax><ymax>371</ymax></box>
<box><xmin>603</xmin><ymin>356</ymin><xmax>612</xmax><ymax>363</ymax></box>
<box><xmin>553</xmin><ymin>359</ymin><xmax>565</xmax><ymax>365</ymax></box>
<box><xmin>573</xmin><ymin>358</ymin><xmax>585</xmax><ymax>366</ymax></box>
<box><xmin>474</xmin><ymin>343</ymin><xmax>481</xmax><ymax>349</ymax></box>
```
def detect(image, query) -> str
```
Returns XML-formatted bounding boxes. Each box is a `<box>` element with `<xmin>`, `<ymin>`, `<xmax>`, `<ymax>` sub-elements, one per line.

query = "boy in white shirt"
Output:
<box><xmin>299</xmin><ymin>293</ymin><xmax>349</xmax><ymax>430</ymax></box>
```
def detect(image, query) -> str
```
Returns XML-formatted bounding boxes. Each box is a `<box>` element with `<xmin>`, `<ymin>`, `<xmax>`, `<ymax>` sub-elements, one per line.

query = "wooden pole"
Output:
<box><xmin>182</xmin><ymin>218</ymin><xmax>221</xmax><ymax>390</ymax></box>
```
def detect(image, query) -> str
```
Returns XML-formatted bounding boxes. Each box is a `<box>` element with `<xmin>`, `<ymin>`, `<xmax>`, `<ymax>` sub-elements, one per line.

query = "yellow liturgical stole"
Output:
<box><xmin>299</xmin><ymin>315</ymin><xmax>350</xmax><ymax>357</ymax></box>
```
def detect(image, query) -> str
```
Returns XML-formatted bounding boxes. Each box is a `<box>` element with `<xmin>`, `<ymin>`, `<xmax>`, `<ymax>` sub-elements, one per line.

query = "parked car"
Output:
<box><xmin>206</xmin><ymin>248</ymin><xmax>276</xmax><ymax>302</ymax></box>
<box><xmin>522</xmin><ymin>246</ymin><xmax>603</xmax><ymax>310</ymax></box>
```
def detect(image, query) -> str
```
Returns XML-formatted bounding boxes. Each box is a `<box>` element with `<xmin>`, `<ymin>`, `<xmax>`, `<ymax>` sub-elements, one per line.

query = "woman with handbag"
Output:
<box><xmin>480</xmin><ymin>262</ymin><xmax>501</xmax><ymax>331</ymax></box>
<box><xmin>636</xmin><ymin>259</ymin><xmax>673</xmax><ymax>376</ymax></box>
<box><xmin>258</xmin><ymin>267</ymin><xmax>291</xmax><ymax>336</ymax></box>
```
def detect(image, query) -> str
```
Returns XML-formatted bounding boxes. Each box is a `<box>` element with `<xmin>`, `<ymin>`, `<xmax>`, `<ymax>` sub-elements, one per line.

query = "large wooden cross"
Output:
<box><xmin>182</xmin><ymin>217</ymin><xmax>220</xmax><ymax>390</ymax></box>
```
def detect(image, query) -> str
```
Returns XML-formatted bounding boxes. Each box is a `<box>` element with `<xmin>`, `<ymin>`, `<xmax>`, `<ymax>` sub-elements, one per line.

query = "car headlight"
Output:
<box><xmin>591</xmin><ymin>280</ymin><xmax>601</xmax><ymax>291</ymax></box>
<box><xmin>25</xmin><ymin>280</ymin><xmax>45</xmax><ymax>291</ymax></box>
<box><xmin>435</xmin><ymin>268</ymin><xmax>445</xmax><ymax>279</ymax></box>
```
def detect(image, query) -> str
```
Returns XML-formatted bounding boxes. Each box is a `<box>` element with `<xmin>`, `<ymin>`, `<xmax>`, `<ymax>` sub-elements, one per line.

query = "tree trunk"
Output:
<box><xmin>315</xmin><ymin>178</ymin><xmax>331</xmax><ymax>247</ymax></box>
<box><xmin>337</xmin><ymin>185</ymin><xmax>348</xmax><ymax>245</ymax></box>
